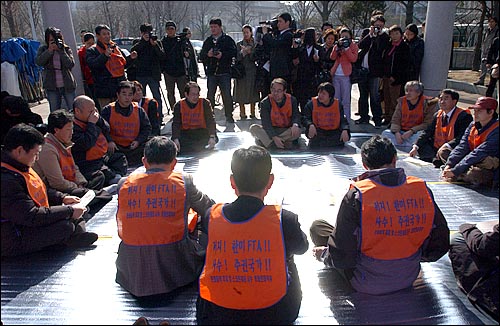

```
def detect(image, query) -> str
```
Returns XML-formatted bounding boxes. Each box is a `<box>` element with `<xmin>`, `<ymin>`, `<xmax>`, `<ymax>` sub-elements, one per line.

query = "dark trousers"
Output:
<box><xmin>207</xmin><ymin>73</ymin><xmax>234</xmax><ymax>120</ymax></box>
<box><xmin>137</xmin><ymin>76</ymin><xmax>163</xmax><ymax>118</ymax></box>
<box><xmin>117</xmin><ymin>143</ymin><xmax>146</xmax><ymax>168</ymax></box>
<box><xmin>357</xmin><ymin>76</ymin><xmax>383</xmax><ymax>123</ymax></box>
<box><xmin>179</xmin><ymin>129</ymin><xmax>215</xmax><ymax>154</ymax></box>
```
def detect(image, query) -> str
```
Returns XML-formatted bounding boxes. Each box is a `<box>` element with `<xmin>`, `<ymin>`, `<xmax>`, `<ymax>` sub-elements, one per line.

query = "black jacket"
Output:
<box><xmin>86</xmin><ymin>41</ymin><xmax>130</xmax><ymax>98</ymax></box>
<box><xmin>200</xmin><ymin>33</ymin><xmax>237</xmax><ymax>76</ymax></box>
<box><xmin>71</xmin><ymin>115</ymin><xmax>111</xmax><ymax>168</ymax></box>
<box><xmin>263</xmin><ymin>29</ymin><xmax>294</xmax><ymax>79</ymax></box>
<box><xmin>383</xmin><ymin>40</ymin><xmax>410</xmax><ymax>86</ymax></box>
<box><xmin>161</xmin><ymin>35</ymin><xmax>187</xmax><ymax>77</ymax></box>
<box><xmin>406</xmin><ymin>36</ymin><xmax>425</xmax><ymax>81</ymax></box>
<box><xmin>130</xmin><ymin>38</ymin><xmax>164</xmax><ymax>81</ymax></box>
<box><xmin>358</xmin><ymin>32</ymin><xmax>390</xmax><ymax>78</ymax></box>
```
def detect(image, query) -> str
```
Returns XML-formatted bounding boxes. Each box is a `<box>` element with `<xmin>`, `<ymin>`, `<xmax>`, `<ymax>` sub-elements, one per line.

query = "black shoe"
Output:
<box><xmin>473</xmin><ymin>81</ymin><xmax>484</xmax><ymax>86</ymax></box>
<box><xmin>240</xmin><ymin>115</ymin><xmax>247</xmax><ymax>120</ymax></box>
<box><xmin>66</xmin><ymin>232</ymin><xmax>98</xmax><ymax>248</ymax></box>
<box><xmin>226</xmin><ymin>117</ymin><xmax>235</xmax><ymax>123</ymax></box>
<box><xmin>374</xmin><ymin>121</ymin><xmax>383</xmax><ymax>129</ymax></box>
<box><xmin>355</xmin><ymin>118</ymin><xmax>369</xmax><ymax>125</ymax></box>
<box><xmin>381</xmin><ymin>119</ymin><xmax>391</xmax><ymax>126</ymax></box>
<box><xmin>249</xmin><ymin>115</ymin><xmax>257</xmax><ymax>119</ymax></box>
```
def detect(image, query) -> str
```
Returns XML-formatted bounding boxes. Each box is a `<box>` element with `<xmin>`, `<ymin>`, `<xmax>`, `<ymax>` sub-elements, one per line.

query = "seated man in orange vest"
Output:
<box><xmin>131</xmin><ymin>80</ymin><xmax>160</xmax><ymax>136</ymax></box>
<box><xmin>310</xmin><ymin>135</ymin><xmax>449</xmax><ymax>295</ymax></box>
<box><xmin>115</xmin><ymin>136</ymin><xmax>215</xmax><ymax>297</ymax></box>
<box><xmin>171</xmin><ymin>81</ymin><xmax>218</xmax><ymax>154</ymax></box>
<box><xmin>1</xmin><ymin>124</ymin><xmax>96</xmax><ymax>257</ymax></box>
<box><xmin>249</xmin><ymin>78</ymin><xmax>302</xmax><ymax>149</ymax></box>
<box><xmin>197</xmin><ymin>145</ymin><xmax>309</xmax><ymax>324</ymax></box>
<box><xmin>409</xmin><ymin>89</ymin><xmax>472</xmax><ymax>167</ymax></box>
<box><xmin>381</xmin><ymin>81</ymin><xmax>438</xmax><ymax>152</ymax></box>
<box><xmin>442</xmin><ymin>96</ymin><xmax>499</xmax><ymax>188</ymax></box>
<box><xmin>33</xmin><ymin>109</ymin><xmax>106</xmax><ymax>195</ymax></box>
<box><xmin>302</xmin><ymin>82</ymin><xmax>350</xmax><ymax>148</ymax></box>
<box><xmin>101</xmin><ymin>81</ymin><xmax>152</xmax><ymax>167</ymax></box>
<box><xmin>72</xmin><ymin>95</ymin><xmax>128</xmax><ymax>187</ymax></box>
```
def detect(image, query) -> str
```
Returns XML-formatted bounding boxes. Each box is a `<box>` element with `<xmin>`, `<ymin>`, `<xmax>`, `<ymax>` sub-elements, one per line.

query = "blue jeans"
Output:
<box><xmin>207</xmin><ymin>73</ymin><xmax>233</xmax><ymax>120</ymax></box>
<box><xmin>137</xmin><ymin>76</ymin><xmax>163</xmax><ymax>117</ymax></box>
<box><xmin>381</xmin><ymin>129</ymin><xmax>422</xmax><ymax>153</ymax></box>
<box><xmin>46</xmin><ymin>88</ymin><xmax>76</xmax><ymax>112</ymax></box>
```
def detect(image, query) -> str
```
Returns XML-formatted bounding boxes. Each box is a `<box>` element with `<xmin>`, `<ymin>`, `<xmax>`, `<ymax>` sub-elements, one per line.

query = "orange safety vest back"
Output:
<box><xmin>311</xmin><ymin>97</ymin><xmax>340</xmax><ymax>130</ymax></box>
<box><xmin>270</xmin><ymin>94</ymin><xmax>292</xmax><ymax>128</ymax></box>
<box><xmin>433</xmin><ymin>108</ymin><xmax>469</xmax><ymax>149</ymax></box>
<box><xmin>116</xmin><ymin>171</ymin><xmax>187</xmax><ymax>246</ymax></box>
<box><xmin>352</xmin><ymin>176</ymin><xmax>435</xmax><ymax>260</ymax></box>
<box><xmin>73</xmin><ymin>119</ymin><xmax>108</xmax><ymax>161</ymax></box>
<box><xmin>95</xmin><ymin>42</ymin><xmax>126</xmax><ymax>78</ymax></box>
<box><xmin>45</xmin><ymin>137</ymin><xmax>77</xmax><ymax>182</ymax></box>
<box><xmin>468</xmin><ymin>120</ymin><xmax>499</xmax><ymax>150</ymax></box>
<box><xmin>137</xmin><ymin>97</ymin><xmax>157</xmax><ymax>118</ymax></box>
<box><xmin>199</xmin><ymin>203</ymin><xmax>287</xmax><ymax>310</ymax></box>
<box><xmin>180</xmin><ymin>98</ymin><xmax>207</xmax><ymax>130</ymax></box>
<box><xmin>109</xmin><ymin>102</ymin><xmax>141</xmax><ymax>147</ymax></box>
<box><xmin>1</xmin><ymin>162</ymin><xmax>49</xmax><ymax>208</ymax></box>
<box><xmin>401</xmin><ymin>96</ymin><xmax>429</xmax><ymax>131</ymax></box>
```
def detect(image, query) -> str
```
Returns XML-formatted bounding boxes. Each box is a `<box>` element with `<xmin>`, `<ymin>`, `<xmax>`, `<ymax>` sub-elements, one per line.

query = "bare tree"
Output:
<box><xmin>339</xmin><ymin>1</ymin><xmax>386</xmax><ymax>36</ymax></box>
<box><xmin>472</xmin><ymin>0</ymin><xmax>487</xmax><ymax>71</ymax></box>
<box><xmin>311</xmin><ymin>0</ymin><xmax>337</xmax><ymax>23</ymax></box>
<box><xmin>1</xmin><ymin>1</ymin><xmax>20</xmax><ymax>37</ymax></box>
<box><xmin>230</xmin><ymin>1</ymin><xmax>258</xmax><ymax>27</ymax></box>
<box><xmin>395</xmin><ymin>1</ymin><xmax>416</xmax><ymax>26</ymax></box>
<box><xmin>285</xmin><ymin>1</ymin><xmax>318</xmax><ymax>29</ymax></box>
<box><xmin>191</xmin><ymin>1</ymin><xmax>214</xmax><ymax>40</ymax></box>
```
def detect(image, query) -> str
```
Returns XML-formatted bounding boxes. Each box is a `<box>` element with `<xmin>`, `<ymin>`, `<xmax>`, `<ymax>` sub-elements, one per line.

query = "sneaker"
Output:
<box><xmin>66</xmin><ymin>232</ymin><xmax>98</xmax><ymax>248</ymax></box>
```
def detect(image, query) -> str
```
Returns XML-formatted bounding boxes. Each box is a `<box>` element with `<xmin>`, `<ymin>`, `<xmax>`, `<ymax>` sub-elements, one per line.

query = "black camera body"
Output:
<box><xmin>339</xmin><ymin>37</ymin><xmax>351</xmax><ymax>49</ymax></box>
<box><xmin>54</xmin><ymin>30</ymin><xmax>64</xmax><ymax>50</ymax></box>
<box><xmin>374</xmin><ymin>26</ymin><xmax>380</xmax><ymax>34</ymax></box>
<box><xmin>148</xmin><ymin>31</ymin><xmax>158</xmax><ymax>41</ymax></box>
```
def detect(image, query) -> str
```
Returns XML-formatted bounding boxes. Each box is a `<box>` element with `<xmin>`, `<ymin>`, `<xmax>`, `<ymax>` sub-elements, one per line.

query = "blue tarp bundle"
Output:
<box><xmin>1</xmin><ymin>37</ymin><xmax>43</xmax><ymax>102</ymax></box>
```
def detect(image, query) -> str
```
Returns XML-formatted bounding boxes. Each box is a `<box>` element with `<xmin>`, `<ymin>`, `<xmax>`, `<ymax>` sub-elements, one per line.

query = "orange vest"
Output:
<box><xmin>352</xmin><ymin>176</ymin><xmax>434</xmax><ymax>260</ymax></box>
<box><xmin>137</xmin><ymin>97</ymin><xmax>157</xmax><ymax>117</ymax></box>
<box><xmin>1</xmin><ymin>162</ymin><xmax>49</xmax><ymax>208</ymax></box>
<box><xmin>401</xmin><ymin>96</ymin><xmax>429</xmax><ymax>131</ymax></box>
<box><xmin>468</xmin><ymin>120</ymin><xmax>499</xmax><ymax>150</ymax></box>
<box><xmin>73</xmin><ymin>119</ymin><xmax>108</xmax><ymax>161</ymax></box>
<box><xmin>45</xmin><ymin>137</ymin><xmax>77</xmax><ymax>182</ymax></box>
<box><xmin>270</xmin><ymin>94</ymin><xmax>292</xmax><ymax>128</ymax></box>
<box><xmin>95</xmin><ymin>42</ymin><xmax>126</xmax><ymax>78</ymax></box>
<box><xmin>117</xmin><ymin>171</ymin><xmax>187</xmax><ymax>246</ymax></box>
<box><xmin>433</xmin><ymin>108</ymin><xmax>469</xmax><ymax>149</ymax></box>
<box><xmin>109</xmin><ymin>102</ymin><xmax>141</xmax><ymax>147</ymax></box>
<box><xmin>311</xmin><ymin>97</ymin><xmax>341</xmax><ymax>130</ymax></box>
<box><xmin>199</xmin><ymin>203</ymin><xmax>287</xmax><ymax>310</ymax></box>
<box><xmin>180</xmin><ymin>98</ymin><xmax>207</xmax><ymax>130</ymax></box>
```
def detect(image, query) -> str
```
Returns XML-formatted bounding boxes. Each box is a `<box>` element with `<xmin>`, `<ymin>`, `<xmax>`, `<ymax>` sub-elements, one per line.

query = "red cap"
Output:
<box><xmin>469</xmin><ymin>97</ymin><xmax>498</xmax><ymax>111</ymax></box>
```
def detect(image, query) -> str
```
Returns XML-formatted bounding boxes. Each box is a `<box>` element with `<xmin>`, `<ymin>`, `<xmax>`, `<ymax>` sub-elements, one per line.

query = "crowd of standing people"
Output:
<box><xmin>1</xmin><ymin>9</ymin><xmax>499</xmax><ymax>326</ymax></box>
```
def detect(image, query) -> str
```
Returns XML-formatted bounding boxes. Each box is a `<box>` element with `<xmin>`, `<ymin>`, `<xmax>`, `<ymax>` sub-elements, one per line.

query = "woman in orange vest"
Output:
<box><xmin>197</xmin><ymin>146</ymin><xmax>309</xmax><ymax>324</ymax></box>
<box><xmin>409</xmin><ymin>89</ymin><xmax>472</xmax><ymax>167</ymax></box>
<box><xmin>115</xmin><ymin>136</ymin><xmax>215</xmax><ymax>297</ymax></box>
<box><xmin>302</xmin><ymin>82</ymin><xmax>351</xmax><ymax>148</ymax></box>
<box><xmin>310</xmin><ymin>135</ymin><xmax>449</xmax><ymax>295</ymax></box>
<box><xmin>101</xmin><ymin>81</ymin><xmax>152</xmax><ymax>167</ymax></box>
<box><xmin>381</xmin><ymin>81</ymin><xmax>438</xmax><ymax>152</ymax></box>
<box><xmin>442</xmin><ymin>96</ymin><xmax>499</xmax><ymax>188</ymax></box>
<box><xmin>1</xmin><ymin>124</ymin><xmax>96</xmax><ymax>257</ymax></box>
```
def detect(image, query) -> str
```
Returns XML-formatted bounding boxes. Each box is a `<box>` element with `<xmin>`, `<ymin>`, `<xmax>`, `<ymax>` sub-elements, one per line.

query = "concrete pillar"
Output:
<box><xmin>41</xmin><ymin>1</ymin><xmax>84</xmax><ymax>97</ymax></box>
<box><xmin>420</xmin><ymin>1</ymin><xmax>456</xmax><ymax>97</ymax></box>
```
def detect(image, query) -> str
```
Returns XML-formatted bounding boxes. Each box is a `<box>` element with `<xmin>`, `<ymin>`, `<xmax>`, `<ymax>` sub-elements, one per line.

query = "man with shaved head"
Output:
<box><xmin>72</xmin><ymin>95</ymin><xmax>127</xmax><ymax>186</ymax></box>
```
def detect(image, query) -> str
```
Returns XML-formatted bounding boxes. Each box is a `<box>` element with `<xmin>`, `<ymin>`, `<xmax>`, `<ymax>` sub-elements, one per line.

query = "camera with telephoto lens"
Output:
<box><xmin>339</xmin><ymin>37</ymin><xmax>351</xmax><ymax>49</ymax></box>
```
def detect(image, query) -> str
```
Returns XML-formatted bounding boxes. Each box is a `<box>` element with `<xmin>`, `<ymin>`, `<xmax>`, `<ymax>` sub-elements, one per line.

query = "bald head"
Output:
<box><xmin>73</xmin><ymin>95</ymin><xmax>97</xmax><ymax>122</ymax></box>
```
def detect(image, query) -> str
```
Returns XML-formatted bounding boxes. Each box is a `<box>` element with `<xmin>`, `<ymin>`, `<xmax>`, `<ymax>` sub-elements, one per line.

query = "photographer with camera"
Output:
<box><xmin>330</xmin><ymin>27</ymin><xmax>358</xmax><ymax>124</ymax></box>
<box><xmin>130</xmin><ymin>23</ymin><xmax>164</xmax><ymax>123</ymax></box>
<box><xmin>261</xmin><ymin>12</ymin><xmax>296</xmax><ymax>92</ymax></box>
<box><xmin>161</xmin><ymin>21</ymin><xmax>189</xmax><ymax>117</ymax></box>
<box><xmin>35</xmin><ymin>27</ymin><xmax>77</xmax><ymax>113</ymax></box>
<box><xmin>357</xmin><ymin>15</ymin><xmax>390</xmax><ymax>128</ymax></box>
<box><xmin>200</xmin><ymin>18</ymin><xmax>237</xmax><ymax>124</ymax></box>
